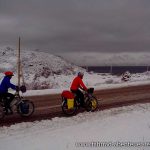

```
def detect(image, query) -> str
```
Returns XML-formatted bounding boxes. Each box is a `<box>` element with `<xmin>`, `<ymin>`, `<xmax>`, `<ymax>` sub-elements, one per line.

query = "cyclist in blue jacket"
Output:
<box><xmin>0</xmin><ymin>71</ymin><xmax>18</xmax><ymax>114</ymax></box>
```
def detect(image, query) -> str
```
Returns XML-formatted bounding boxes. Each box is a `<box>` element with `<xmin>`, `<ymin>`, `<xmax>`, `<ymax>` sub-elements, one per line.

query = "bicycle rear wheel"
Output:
<box><xmin>62</xmin><ymin>99</ymin><xmax>77</xmax><ymax>116</ymax></box>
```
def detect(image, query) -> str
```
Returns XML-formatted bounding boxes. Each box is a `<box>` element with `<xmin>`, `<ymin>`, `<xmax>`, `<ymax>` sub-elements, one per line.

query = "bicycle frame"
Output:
<box><xmin>61</xmin><ymin>88</ymin><xmax>98</xmax><ymax>116</ymax></box>
<box><xmin>10</xmin><ymin>92</ymin><xmax>24</xmax><ymax>108</ymax></box>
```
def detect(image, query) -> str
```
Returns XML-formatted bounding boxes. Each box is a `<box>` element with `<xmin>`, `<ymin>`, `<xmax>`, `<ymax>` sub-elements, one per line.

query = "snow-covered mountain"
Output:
<box><xmin>60</xmin><ymin>52</ymin><xmax>150</xmax><ymax>66</ymax></box>
<box><xmin>0</xmin><ymin>47</ymin><xmax>85</xmax><ymax>89</ymax></box>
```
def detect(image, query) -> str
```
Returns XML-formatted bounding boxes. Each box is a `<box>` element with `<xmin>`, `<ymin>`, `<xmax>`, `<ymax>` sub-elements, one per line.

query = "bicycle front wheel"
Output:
<box><xmin>17</xmin><ymin>100</ymin><xmax>34</xmax><ymax>117</ymax></box>
<box><xmin>85</xmin><ymin>96</ymin><xmax>98</xmax><ymax>112</ymax></box>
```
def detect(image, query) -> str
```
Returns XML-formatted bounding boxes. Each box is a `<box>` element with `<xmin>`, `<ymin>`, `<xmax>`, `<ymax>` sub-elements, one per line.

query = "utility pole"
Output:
<box><xmin>86</xmin><ymin>66</ymin><xmax>88</xmax><ymax>72</ymax></box>
<box><xmin>147</xmin><ymin>66</ymin><xmax>149</xmax><ymax>72</ymax></box>
<box><xmin>17</xmin><ymin>37</ymin><xmax>21</xmax><ymax>87</ymax></box>
<box><xmin>110</xmin><ymin>65</ymin><xmax>113</xmax><ymax>74</ymax></box>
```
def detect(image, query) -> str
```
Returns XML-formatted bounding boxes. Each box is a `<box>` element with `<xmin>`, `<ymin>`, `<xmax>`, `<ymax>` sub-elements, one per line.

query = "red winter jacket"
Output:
<box><xmin>70</xmin><ymin>76</ymin><xmax>87</xmax><ymax>91</ymax></box>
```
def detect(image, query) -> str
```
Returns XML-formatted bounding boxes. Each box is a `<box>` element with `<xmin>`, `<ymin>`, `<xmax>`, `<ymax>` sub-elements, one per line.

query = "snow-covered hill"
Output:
<box><xmin>60</xmin><ymin>52</ymin><xmax>150</xmax><ymax>66</ymax></box>
<box><xmin>0</xmin><ymin>47</ymin><xmax>84</xmax><ymax>89</ymax></box>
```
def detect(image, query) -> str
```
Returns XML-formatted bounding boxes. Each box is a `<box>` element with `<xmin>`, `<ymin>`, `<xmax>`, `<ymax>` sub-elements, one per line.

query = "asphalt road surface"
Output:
<box><xmin>1</xmin><ymin>84</ymin><xmax>150</xmax><ymax>126</ymax></box>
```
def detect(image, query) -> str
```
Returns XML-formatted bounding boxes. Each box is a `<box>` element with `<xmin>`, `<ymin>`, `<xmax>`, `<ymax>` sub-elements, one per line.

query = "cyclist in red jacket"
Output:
<box><xmin>70</xmin><ymin>72</ymin><xmax>87</xmax><ymax>107</ymax></box>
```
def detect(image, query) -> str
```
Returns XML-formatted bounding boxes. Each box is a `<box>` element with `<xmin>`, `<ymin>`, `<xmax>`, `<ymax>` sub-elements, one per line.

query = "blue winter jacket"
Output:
<box><xmin>0</xmin><ymin>76</ymin><xmax>16</xmax><ymax>93</ymax></box>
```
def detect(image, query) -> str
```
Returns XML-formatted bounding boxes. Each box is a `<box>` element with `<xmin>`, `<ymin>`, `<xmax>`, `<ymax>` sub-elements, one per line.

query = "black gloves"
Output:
<box><xmin>20</xmin><ymin>85</ymin><xmax>27</xmax><ymax>93</ymax></box>
<box><xmin>16</xmin><ymin>85</ymin><xmax>27</xmax><ymax>93</ymax></box>
<box><xmin>16</xmin><ymin>86</ymin><xmax>19</xmax><ymax>92</ymax></box>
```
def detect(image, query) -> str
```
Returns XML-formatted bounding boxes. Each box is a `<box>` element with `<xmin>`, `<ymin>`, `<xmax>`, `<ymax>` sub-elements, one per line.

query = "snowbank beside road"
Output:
<box><xmin>0</xmin><ymin>103</ymin><xmax>150</xmax><ymax>150</ymax></box>
<box><xmin>22</xmin><ymin>74</ymin><xmax>150</xmax><ymax>96</ymax></box>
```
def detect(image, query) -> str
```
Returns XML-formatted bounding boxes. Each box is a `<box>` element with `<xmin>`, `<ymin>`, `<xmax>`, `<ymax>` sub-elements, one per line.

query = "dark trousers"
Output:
<box><xmin>71</xmin><ymin>89</ymin><xmax>84</xmax><ymax>107</ymax></box>
<box><xmin>0</xmin><ymin>93</ymin><xmax>14</xmax><ymax>110</ymax></box>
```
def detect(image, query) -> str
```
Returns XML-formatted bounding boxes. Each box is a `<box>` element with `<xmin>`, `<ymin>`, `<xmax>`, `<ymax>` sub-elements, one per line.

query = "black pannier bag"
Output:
<box><xmin>87</xmin><ymin>88</ymin><xmax>94</xmax><ymax>94</ymax></box>
<box><xmin>20</xmin><ymin>85</ymin><xmax>27</xmax><ymax>93</ymax></box>
<box><xmin>20</xmin><ymin>102</ymin><xmax>29</xmax><ymax>114</ymax></box>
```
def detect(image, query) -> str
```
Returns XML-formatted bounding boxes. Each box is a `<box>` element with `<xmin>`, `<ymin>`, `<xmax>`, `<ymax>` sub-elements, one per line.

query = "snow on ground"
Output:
<box><xmin>1</xmin><ymin>47</ymin><xmax>150</xmax><ymax>150</ymax></box>
<box><xmin>1</xmin><ymin>47</ymin><xmax>150</xmax><ymax>91</ymax></box>
<box><xmin>0</xmin><ymin>103</ymin><xmax>150</xmax><ymax>150</ymax></box>
<box><xmin>19</xmin><ymin>71</ymin><xmax>150</xmax><ymax>96</ymax></box>
<box><xmin>1</xmin><ymin>46</ymin><xmax>150</xmax><ymax>92</ymax></box>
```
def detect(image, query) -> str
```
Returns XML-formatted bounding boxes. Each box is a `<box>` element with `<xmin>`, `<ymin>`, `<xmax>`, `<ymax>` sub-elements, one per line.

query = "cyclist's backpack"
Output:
<box><xmin>20</xmin><ymin>102</ymin><xmax>29</xmax><ymax>114</ymax></box>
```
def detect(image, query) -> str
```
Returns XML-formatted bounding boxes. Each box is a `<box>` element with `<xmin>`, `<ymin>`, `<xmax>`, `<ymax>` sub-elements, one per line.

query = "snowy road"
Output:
<box><xmin>0</xmin><ymin>103</ymin><xmax>150</xmax><ymax>150</ymax></box>
<box><xmin>1</xmin><ymin>84</ymin><xmax>150</xmax><ymax>126</ymax></box>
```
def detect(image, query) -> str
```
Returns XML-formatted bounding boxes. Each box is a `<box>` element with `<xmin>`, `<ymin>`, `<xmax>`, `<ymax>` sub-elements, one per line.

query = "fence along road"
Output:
<box><xmin>1</xmin><ymin>84</ymin><xmax>150</xmax><ymax>126</ymax></box>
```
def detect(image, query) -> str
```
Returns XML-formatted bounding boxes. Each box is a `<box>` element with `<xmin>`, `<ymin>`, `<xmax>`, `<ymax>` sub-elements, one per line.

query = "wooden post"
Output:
<box><xmin>17</xmin><ymin>37</ymin><xmax>21</xmax><ymax>87</ymax></box>
<box><xmin>110</xmin><ymin>65</ymin><xmax>113</xmax><ymax>74</ymax></box>
<box><xmin>147</xmin><ymin>66</ymin><xmax>149</xmax><ymax>72</ymax></box>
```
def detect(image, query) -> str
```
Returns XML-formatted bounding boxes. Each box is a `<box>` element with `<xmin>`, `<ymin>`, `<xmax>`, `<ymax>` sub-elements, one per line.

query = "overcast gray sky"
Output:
<box><xmin>0</xmin><ymin>0</ymin><xmax>150</xmax><ymax>54</ymax></box>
